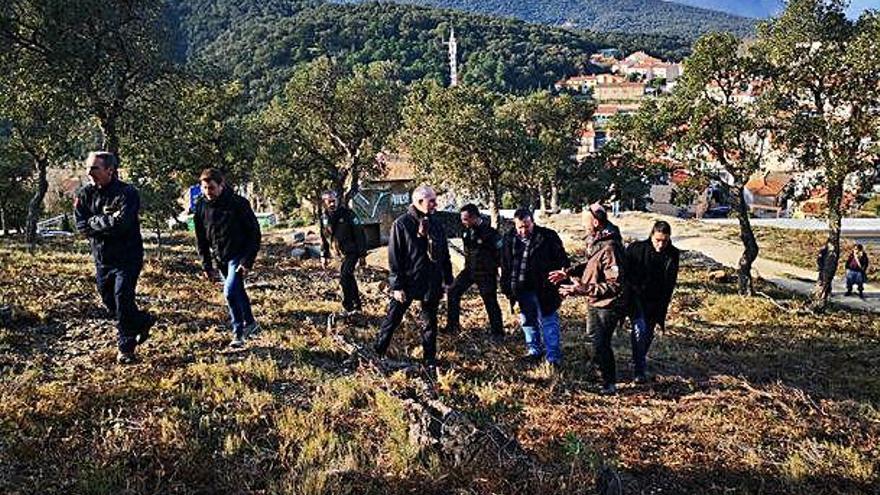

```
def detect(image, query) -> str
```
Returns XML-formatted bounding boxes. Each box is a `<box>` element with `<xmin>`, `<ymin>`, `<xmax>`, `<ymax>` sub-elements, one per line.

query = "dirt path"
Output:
<box><xmin>542</xmin><ymin>212</ymin><xmax>880</xmax><ymax>314</ymax></box>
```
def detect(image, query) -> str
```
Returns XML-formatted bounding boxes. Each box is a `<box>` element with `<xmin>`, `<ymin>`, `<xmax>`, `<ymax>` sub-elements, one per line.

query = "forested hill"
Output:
<box><xmin>169</xmin><ymin>0</ymin><xmax>692</xmax><ymax>107</ymax></box>
<box><xmin>334</xmin><ymin>0</ymin><xmax>757</xmax><ymax>40</ymax></box>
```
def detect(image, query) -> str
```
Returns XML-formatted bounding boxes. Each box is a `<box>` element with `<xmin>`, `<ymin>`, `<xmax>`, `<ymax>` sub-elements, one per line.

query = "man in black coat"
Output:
<box><xmin>194</xmin><ymin>168</ymin><xmax>262</xmax><ymax>348</ymax></box>
<box><xmin>320</xmin><ymin>191</ymin><xmax>368</xmax><ymax>316</ymax></box>
<box><xmin>374</xmin><ymin>186</ymin><xmax>453</xmax><ymax>368</ymax></box>
<box><xmin>625</xmin><ymin>220</ymin><xmax>679</xmax><ymax>383</ymax></box>
<box><xmin>74</xmin><ymin>151</ymin><xmax>153</xmax><ymax>364</ymax></box>
<box><xmin>500</xmin><ymin>209</ymin><xmax>569</xmax><ymax>366</ymax></box>
<box><xmin>445</xmin><ymin>203</ymin><xmax>503</xmax><ymax>338</ymax></box>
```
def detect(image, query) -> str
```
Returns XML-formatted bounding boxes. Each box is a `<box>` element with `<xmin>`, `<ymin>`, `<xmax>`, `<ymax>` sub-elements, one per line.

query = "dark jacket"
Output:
<box><xmin>74</xmin><ymin>178</ymin><xmax>144</xmax><ymax>268</ymax></box>
<box><xmin>568</xmin><ymin>225</ymin><xmax>627</xmax><ymax>310</ymax></box>
<box><xmin>625</xmin><ymin>238</ymin><xmax>679</xmax><ymax>322</ymax></box>
<box><xmin>461</xmin><ymin>219</ymin><xmax>500</xmax><ymax>282</ymax></box>
<box><xmin>388</xmin><ymin>206</ymin><xmax>454</xmax><ymax>300</ymax></box>
<box><xmin>500</xmin><ymin>225</ymin><xmax>569</xmax><ymax>315</ymax></box>
<box><xmin>194</xmin><ymin>187</ymin><xmax>261</xmax><ymax>271</ymax></box>
<box><xmin>845</xmin><ymin>252</ymin><xmax>869</xmax><ymax>274</ymax></box>
<box><xmin>321</xmin><ymin>206</ymin><xmax>367</xmax><ymax>258</ymax></box>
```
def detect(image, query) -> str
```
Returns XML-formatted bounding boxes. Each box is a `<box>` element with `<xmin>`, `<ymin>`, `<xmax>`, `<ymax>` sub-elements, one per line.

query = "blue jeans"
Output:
<box><xmin>631</xmin><ymin>312</ymin><xmax>657</xmax><ymax>375</ymax></box>
<box><xmin>845</xmin><ymin>269</ymin><xmax>865</xmax><ymax>293</ymax></box>
<box><xmin>517</xmin><ymin>291</ymin><xmax>561</xmax><ymax>364</ymax></box>
<box><xmin>219</xmin><ymin>258</ymin><xmax>255</xmax><ymax>334</ymax></box>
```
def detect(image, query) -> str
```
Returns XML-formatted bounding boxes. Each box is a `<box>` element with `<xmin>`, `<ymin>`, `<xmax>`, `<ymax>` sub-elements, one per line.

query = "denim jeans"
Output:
<box><xmin>630</xmin><ymin>312</ymin><xmax>658</xmax><ymax>375</ymax></box>
<box><xmin>517</xmin><ymin>291</ymin><xmax>561</xmax><ymax>364</ymax></box>
<box><xmin>845</xmin><ymin>269</ymin><xmax>865</xmax><ymax>293</ymax></box>
<box><xmin>219</xmin><ymin>258</ymin><xmax>255</xmax><ymax>334</ymax></box>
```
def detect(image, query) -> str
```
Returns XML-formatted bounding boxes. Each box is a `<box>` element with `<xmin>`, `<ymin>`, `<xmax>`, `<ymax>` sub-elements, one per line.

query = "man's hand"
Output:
<box><xmin>204</xmin><ymin>269</ymin><xmax>218</xmax><ymax>281</ymax></box>
<box><xmin>235</xmin><ymin>265</ymin><xmax>249</xmax><ymax>277</ymax></box>
<box><xmin>548</xmin><ymin>270</ymin><xmax>568</xmax><ymax>284</ymax></box>
<box><xmin>392</xmin><ymin>290</ymin><xmax>406</xmax><ymax>303</ymax></box>
<box><xmin>558</xmin><ymin>280</ymin><xmax>582</xmax><ymax>298</ymax></box>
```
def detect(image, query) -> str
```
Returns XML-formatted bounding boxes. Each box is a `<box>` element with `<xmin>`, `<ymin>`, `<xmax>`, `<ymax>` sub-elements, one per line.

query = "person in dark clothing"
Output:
<box><xmin>624</xmin><ymin>220</ymin><xmax>680</xmax><ymax>383</ymax></box>
<box><xmin>194</xmin><ymin>168</ymin><xmax>262</xmax><ymax>348</ymax></box>
<box><xmin>445</xmin><ymin>203</ymin><xmax>503</xmax><ymax>338</ymax></box>
<box><xmin>552</xmin><ymin>204</ymin><xmax>625</xmax><ymax>394</ymax></box>
<box><xmin>844</xmin><ymin>244</ymin><xmax>869</xmax><ymax>298</ymax></box>
<box><xmin>500</xmin><ymin>209</ymin><xmax>569</xmax><ymax>367</ymax></box>
<box><xmin>320</xmin><ymin>191</ymin><xmax>368</xmax><ymax>316</ymax></box>
<box><xmin>74</xmin><ymin>151</ymin><xmax>153</xmax><ymax>364</ymax></box>
<box><xmin>374</xmin><ymin>186</ymin><xmax>453</xmax><ymax>368</ymax></box>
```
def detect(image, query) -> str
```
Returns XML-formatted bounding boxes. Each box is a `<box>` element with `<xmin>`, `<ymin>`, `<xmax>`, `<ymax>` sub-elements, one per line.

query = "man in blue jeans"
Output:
<box><xmin>194</xmin><ymin>168</ymin><xmax>262</xmax><ymax>348</ymax></box>
<box><xmin>500</xmin><ymin>209</ymin><xmax>569</xmax><ymax>368</ymax></box>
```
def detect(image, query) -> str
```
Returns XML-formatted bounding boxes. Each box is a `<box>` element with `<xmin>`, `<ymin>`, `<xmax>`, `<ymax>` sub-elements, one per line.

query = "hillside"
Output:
<box><xmin>670</xmin><ymin>0</ymin><xmax>781</xmax><ymax>18</ymax></box>
<box><xmin>1</xmin><ymin>226</ymin><xmax>877</xmax><ymax>493</ymax></box>
<box><xmin>335</xmin><ymin>0</ymin><xmax>757</xmax><ymax>39</ymax></box>
<box><xmin>168</xmin><ymin>0</ymin><xmax>692</xmax><ymax>107</ymax></box>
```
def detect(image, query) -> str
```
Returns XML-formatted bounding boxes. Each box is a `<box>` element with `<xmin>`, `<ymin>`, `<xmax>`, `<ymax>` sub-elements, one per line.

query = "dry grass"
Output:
<box><xmin>0</xmin><ymin>233</ymin><xmax>877</xmax><ymax>494</ymax></box>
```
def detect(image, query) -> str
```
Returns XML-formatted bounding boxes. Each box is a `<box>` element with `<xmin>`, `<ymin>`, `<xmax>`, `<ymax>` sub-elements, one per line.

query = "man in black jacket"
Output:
<box><xmin>445</xmin><ymin>203</ymin><xmax>503</xmax><ymax>338</ymax></box>
<box><xmin>320</xmin><ymin>191</ymin><xmax>368</xmax><ymax>316</ymax></box>
<box><xmin>194</xmin><ymin>168</ymin><xmax>262</xmax><ymax>348</ymax></box>
<box><xmin>625</xmin><ymin>220</ymin><xmax>679</xmax><ymax>383</ymax></box>
<box><xmin>500</xmin><ymin>209</ymin><xmax>569</xmax><ymax>367</ymax></box>
<box><xmin>374</xmin><ymin>185</ymin><xmax>453</xmax><ymax>368</ymax></box>
<box><xmin>74</xmin><ymin>151</ymin><xmax>153</xmax><ymax>364</ymax></box>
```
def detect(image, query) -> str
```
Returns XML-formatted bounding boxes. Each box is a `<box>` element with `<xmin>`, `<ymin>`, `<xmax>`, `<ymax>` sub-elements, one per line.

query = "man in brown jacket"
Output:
<box><xmin>550</xmin><ymin>203</ymin><xmax>626</xmax><ymax>394</ymax></box>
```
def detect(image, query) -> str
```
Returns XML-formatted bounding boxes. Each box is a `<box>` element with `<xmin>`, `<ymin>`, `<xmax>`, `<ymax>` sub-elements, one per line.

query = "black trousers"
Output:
<box><xmin>374</xmin><ymin>296</ymin><xmax>440</xmax><ymax>363</ymax></box>
<box><xmin>340</xmin><ymin>254</ymin><xmax>362</xmax><ymax>311</ymax></box>
<box><xmin>446</xmin><ymin>270</ymin><xmax>503</xmax><ymax>335</ymax></box>
<box><xmin>588</xmin><ymin>306</ymin><xmax>623</xmax><ymax>386</ymax></box>
<box><xmin>96</xmin><ymin>262</ymin><xmax>144</xmax><ymax>353</ymax></box>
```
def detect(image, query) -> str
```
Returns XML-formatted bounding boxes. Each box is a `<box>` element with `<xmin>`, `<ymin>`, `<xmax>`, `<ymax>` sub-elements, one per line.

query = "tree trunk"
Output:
<box><xmin>732</xmin><ymin>184</ymin><xmax>758</xmax><ymax>296</ymax></box>
<box><xmin>812</xmin><ymin>178</ymin><xmax>844</xmax><ymax>311</ymax></box>
<box><xmin>25</xmin><ymin>155</ymin><xmax>49</xmax><ymax>246</ymax></box>
<box><xmin>1</xmin><ymin>207</ymin><xmax>6</xmax><ymax>236</ymax></box>
<box><xmin>154</xmin><ymin>225</ymin><xmax>163</xmax><ymax>260</ymax></box>
<box><xmin>99</xmin><ymin>115</ymin><xmax>120</xmax><ymax>155</ymax></box>
<box><xmin>488</xmin><ymin>182</ymin><xmax>502</xmax><ymax>229</ymax></box>
<box><xmin>550</xmin><ymin>181</ymin><xmax>560</xmax><ymax>213</ymax></box>
<box><xmin>538</xmin><ymin>183</ymin><xmax>548</xmax><ymax>213</ymax></box>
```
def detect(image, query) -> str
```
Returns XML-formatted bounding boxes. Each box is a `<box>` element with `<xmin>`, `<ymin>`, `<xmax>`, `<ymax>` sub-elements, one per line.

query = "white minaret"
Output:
<box><xmin>445</xmin><ymin>27</ymin><xmax>458</xmax><ymax>87</ymax></box>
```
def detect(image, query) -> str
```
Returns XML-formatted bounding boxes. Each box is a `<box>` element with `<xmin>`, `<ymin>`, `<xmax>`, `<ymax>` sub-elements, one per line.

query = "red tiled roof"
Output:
<box><xmin>745</xmin><ymin>172</ymin><xmax>792</xmax><ymax>197</ymax></box>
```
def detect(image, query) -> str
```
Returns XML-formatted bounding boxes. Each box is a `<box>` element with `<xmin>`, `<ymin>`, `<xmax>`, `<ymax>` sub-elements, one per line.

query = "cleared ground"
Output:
<box><xmin>0</xmin><ymin>230</ymin><xmax>877</xmax><ymax>494</ymax></box>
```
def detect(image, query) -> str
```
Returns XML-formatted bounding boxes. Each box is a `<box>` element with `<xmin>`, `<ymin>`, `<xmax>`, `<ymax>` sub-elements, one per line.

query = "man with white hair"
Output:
<box><xmin>374</xmin><ymin>185</ymin><xmax>453</xmax><ymax>369</ymax></box>
<box><xmin>74</xmin><ymin>151</ymin><xmax>154</xmax><ymax>364</ymax></box>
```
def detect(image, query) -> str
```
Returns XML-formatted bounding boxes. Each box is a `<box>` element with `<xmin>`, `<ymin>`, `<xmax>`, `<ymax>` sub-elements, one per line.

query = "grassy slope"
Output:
<box><xmin>0</xmin><ymin>234</ymin><xmax>877</xmax><ymax>493</ymax></box>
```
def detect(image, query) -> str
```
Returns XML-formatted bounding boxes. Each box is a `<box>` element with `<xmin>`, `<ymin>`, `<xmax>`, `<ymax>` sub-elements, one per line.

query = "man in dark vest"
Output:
<box><xmin>74</xmin><ymin>151</ymin><xmax>153</xmax><ymax>364</ymax></box>
<box><xmin>320</xmin><ymin>191</ymin><xmax>368</xmax><ymax>316</ymax></box>
<box><xmin>194</xmin><ymin>168</ymin><xmax>262</xmax><ymax>348</ymax></box>
<box><xmin>445</xmin><ymin>203</ymin><xmax>503</xmax><ymax>339</ymax></box>
<box><xmin>374</xmin><ymin>185</ymin><xmax>453</xmax><ymax>369</ymax></box>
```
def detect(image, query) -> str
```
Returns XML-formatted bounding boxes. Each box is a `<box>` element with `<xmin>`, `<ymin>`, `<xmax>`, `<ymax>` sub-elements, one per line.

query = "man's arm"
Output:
<box><xmin>86</xmin><ymin>187</ymin><xmax>140</xmax><ymax>236</ymax></box>
<box><xmin>351</xmin><ymin>210</ymin><xmax>369</xmax><ymax>258</ymax></box>
<box><xmin>193</xmin><ymin>202</ymin><xmax>213</xmax><ymax>272</ymax></box>
<box><xmin>387</xmin><ymin>220</ymin><xmax>408</xmax><ymax>291</ymax></box>
<box><xmin>576</xmin><ymin>245</ymin><xmax>623</xmax><ymax>297</ymax></box>
<box><xmin>74</xmin><ymin>189</ymin><xmax>95</xmax><ymax>237</ymax></box>
<box><xmin>240</xmin><ymin>197</ymin><xmax>261</xmax><ymax>270</ymax></box>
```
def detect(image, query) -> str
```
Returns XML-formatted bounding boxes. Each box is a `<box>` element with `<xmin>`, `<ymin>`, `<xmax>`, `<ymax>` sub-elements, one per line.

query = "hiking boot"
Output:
<box><xmin>520</xmin><ymin>352</ymin><xmax>544</xmax><ymax>366</ymax></box>
<box><xmin>229</xmin><ymin>332</ymin><xmax>245</xmax><ymax>348</ymax></box>
<box><xmin>441</xmin><ymin>323</ymin><xmax>460</xmax><ymax>335</ymax></box>
<box><xmin>135</xmin><ymin>312</ymin><xmax>156</xmax><ymax>346</ymax></box>
<box><xmin>633</xmin><ymin>373</ymin><xmax>650</xmax><ymax>385</ymax></box>
<box><xmin>599</xmin><ymin>383</ymin><xmax>618</xmax><ymax>396</ymax></box>
<box><xmin>116</xmin><ymin>351</ymin><xmax>137</xmax><ymax>365</ymax></box>
<box><xmin>243</xmin><ymin>322</ymin><xmax>261</xmax><ymax>339</ymax></box>
<box><xmin>859</xmin><ymin>291</ymin><xmax>865</xmax><ymax>300</ymax></box>
<box><xmin>845</xmin><ymin>290</ymin><xmax>853</xmax><ymax>296</ymax></box>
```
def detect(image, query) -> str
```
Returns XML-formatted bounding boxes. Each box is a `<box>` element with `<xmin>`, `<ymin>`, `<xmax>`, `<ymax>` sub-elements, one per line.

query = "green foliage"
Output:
<box><xmin>172</xmin><ymin>0</ymin><xmax>692</xmax><ymax>108</ymax></box>
<box><xmin>257</xmin><ymin>57</ymin><xmax>404</xmax><ymax>212</ymax></box>
<box><xmin>401</xmin><ymin>81</ymin><xmax>530</xmax><ymax>225</ymax></box>
<box><xmin>560</xmin><ymin>140</ymin><xmax>656</xmax><ymax>209</ymax></box>
<box><xmin>337</xmin><ymin>0</ymin><xmax>756</xmax><ymax>40</ymax></box>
